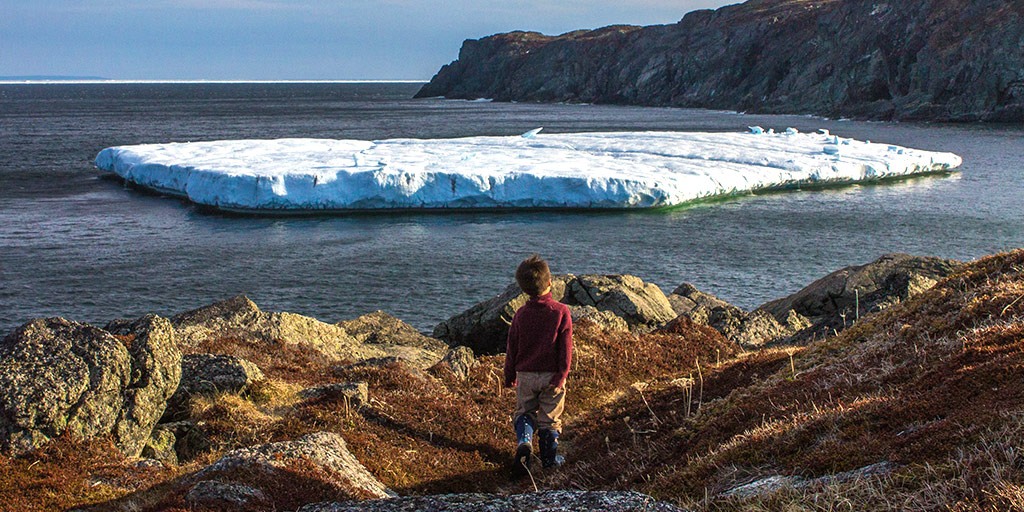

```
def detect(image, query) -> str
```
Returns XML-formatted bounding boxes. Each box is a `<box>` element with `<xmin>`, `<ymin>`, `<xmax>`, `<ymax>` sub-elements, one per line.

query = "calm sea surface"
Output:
<box><xmin>1</xmin><ymin>83</ymin><xmax>1022</xmax><ymax>335</ymax></box>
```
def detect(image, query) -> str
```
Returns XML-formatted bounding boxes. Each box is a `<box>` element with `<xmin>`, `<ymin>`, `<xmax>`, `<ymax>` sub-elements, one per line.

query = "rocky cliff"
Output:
<box><xmin>416</xmin><ymin>0</ymin><xmax>1024</xmax><ymax>122</ymax></box>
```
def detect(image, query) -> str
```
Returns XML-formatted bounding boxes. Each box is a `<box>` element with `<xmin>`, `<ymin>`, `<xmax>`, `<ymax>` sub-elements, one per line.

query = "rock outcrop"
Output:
<box><xmin>434</xmin><ymin>274</ymin><xmax>675</xmax><ymax>354</ymax></box>
<box><xmin>759</xmin><ymin>253</ymin><xmax>961</xmax><ymax>341</ymax></box>
<box><xmin>299</xmin><ymin>490</ymin><xmax>685</xmax><ymax>512</ymax></box>
<box><xmin>191</xmin><ymin>432</ymin><xmax>394</xmax><ymax>500</ymax></box>
<box><xmin>0</xmin><ymin>316</ymin><xmax>181</xmax><ymax>457</ymax></box>
<box><xmin>669</xmin><ymin>253</ymin><xmax>960</xmax><ymax>346</ymax></box>
<box><xmin>298</xmin><ymin>382</ymin><xmax>369</xmax><ymax>406</ymax></box>
<box><xmin>416</xmin><ymin>0</ymin><xmax>1024</xmax><ymax>122</ymax></box>
<box><xmin>163</xmin><ymin>353</ymin><xmax>265</xmax><ymax>421</ymax></box>
<box><xmin>170</xmin><ymin>295</ymin><xmax>445</xmax><ymax>369</ymax></box>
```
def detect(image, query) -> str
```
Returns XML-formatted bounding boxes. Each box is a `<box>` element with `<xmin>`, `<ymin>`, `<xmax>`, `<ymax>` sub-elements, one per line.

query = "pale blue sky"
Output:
<box><xmin>1</xmin><ymin>0</ymin><xmax>735</xmax><ymax>80</ymax></box>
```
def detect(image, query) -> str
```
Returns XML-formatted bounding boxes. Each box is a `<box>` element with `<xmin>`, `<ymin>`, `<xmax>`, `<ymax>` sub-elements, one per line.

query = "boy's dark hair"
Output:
<box><xmin>516</xmin><ymin>255</ymin><xmax>552</xmax><ymax>297</ymax></box>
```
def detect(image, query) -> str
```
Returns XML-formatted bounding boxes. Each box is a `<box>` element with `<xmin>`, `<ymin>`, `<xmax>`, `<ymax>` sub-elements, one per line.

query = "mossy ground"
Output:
<box><xmin>2</xmin><ymin>250</ymin><xmax>1022</xmax><ymax>511</ymax></box>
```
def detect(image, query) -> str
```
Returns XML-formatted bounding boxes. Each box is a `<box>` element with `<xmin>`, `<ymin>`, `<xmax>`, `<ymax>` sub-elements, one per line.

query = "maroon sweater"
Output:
<box><xmin>503</xmin><ymin>292</ymin><xmax>573</xmax><ymax>388</ymax></box>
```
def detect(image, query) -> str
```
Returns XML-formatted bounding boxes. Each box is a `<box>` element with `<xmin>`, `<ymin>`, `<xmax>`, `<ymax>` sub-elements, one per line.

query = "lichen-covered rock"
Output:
<box><xmin>164</xmin><ymin>353</ymin><xmax>264</xmax><ymax>420</ymax></box>
<box><xmin>434</xmin><ymin>274</ymin><xmax>673</xmax><ymax>354</ymax></box>
<box><xmin>667</xmin><ymin>283</ymin><xmax>743</xmax><ymax>324</ymax></box>
<box><xmin>298</xmin><ymin>490</ymin><xmax>686</xmax><ymax>511</ymax></box>
<box><xmin>186</xmin><ymin>480</ymin><xmax>268</xmax><ymax>511</ymax></box>
<box><xmin>567</xmin><ymin>275</ymin><xmax>676</xmax><ymax>327</ymax></box>
<box><xmin>337</xmin><ymin>311</ymin><xmax>447</xmax><ymax>369</ymax></box>
<box><xmin>0</xmin><ymin>316</ymin><xmax>181</xmax><ymax>457</ymax></box>
<box><xmin>192</xmin><ymin>432</ymin><xmax>394</xmax><ymax>500</ymax></box>
<box><xmin>569</xmin><ymin>305</ymin><xmax>629</xmax><ymax>332</ymax></box>
<box><xmin>298</xmin><ymin>382</ymin><xmax>369</xmax><ymax>406</ymax></box>
<box><xmin>432</xmin><ymin>275</ymin><xmax>573</xmax><ymax>354</ymax></box>
<box><xmin>435</xmin><ymin>346</ymin><xmax>478</xmax><ymax>380</ymax></box>
<box><xmin>142</xmin><ymin>425</ymin><xmax>178</xmax><ymax>466</ymax></box>
<box><xmin>758</xmin><ymin>253</ymin><xmax>961</xmax><ymax>341</ymax></box>
<box><xmin>171</xmin><ymin>295</ymin><xmax>444</xmax><ymax>369</ymax></box>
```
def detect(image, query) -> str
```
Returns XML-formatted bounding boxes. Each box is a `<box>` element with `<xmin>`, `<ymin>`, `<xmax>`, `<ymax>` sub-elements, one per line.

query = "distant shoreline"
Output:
<box><xmin>0</xmin><ymin>79</ymin><xmax>428</xmax><ymax>85</ymax></box>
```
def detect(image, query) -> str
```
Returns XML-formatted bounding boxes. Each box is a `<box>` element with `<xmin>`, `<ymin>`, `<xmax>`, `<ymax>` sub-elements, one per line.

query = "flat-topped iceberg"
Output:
<box><xmin>94</xmin><ymin>130</ymin><xmax>962</xmax><ymax>212</ymax></box>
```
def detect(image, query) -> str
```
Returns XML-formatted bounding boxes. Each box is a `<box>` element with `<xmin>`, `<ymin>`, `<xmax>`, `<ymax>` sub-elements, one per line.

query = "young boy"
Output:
<box><xmin>503</xmin><ymin>255</ymin><xmax>573</xmax><ymax>471</ymax></box>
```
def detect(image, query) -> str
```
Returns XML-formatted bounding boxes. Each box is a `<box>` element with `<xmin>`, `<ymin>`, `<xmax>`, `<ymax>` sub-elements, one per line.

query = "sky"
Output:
<box><xmin>0</xmin><ymin>0</ymin><xmax>736</xmax><ymax>80</ymax></box>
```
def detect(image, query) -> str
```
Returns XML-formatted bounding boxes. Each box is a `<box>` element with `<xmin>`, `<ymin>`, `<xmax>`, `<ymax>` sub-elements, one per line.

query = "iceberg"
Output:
<box><xmin>94</xmin><ymin>130</ymin><xmax>962</xmax><ymax>213</ymax></box>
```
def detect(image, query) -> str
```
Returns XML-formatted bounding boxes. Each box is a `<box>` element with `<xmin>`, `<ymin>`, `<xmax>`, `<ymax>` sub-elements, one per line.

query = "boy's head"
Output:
<box><xmin>516</xmin><ymin>254</ymin><xmax>552</xmax><ymax>297</ymax></box>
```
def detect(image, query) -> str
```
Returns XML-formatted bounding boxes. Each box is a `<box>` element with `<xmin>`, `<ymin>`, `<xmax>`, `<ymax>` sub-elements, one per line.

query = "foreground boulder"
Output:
<box><xmin>163</xmin><ymin>353</ymin><xmax>265</xmax><ymax>421</ymax></box>
<box><xmin>191</xmin><ymin>432</ymin><xmax>394</xmax><ymax>501</ymax></box>
<box><xmin>171</xmin><ymin>295</ymin><xmax>445</xmax><ymax>369</ymax></box>
<box><xmin>434</xmin><ymin>274</ymin><xmax>675</xmax><ymax>354</ymax></box>
<box><xmin>0</xmin><ymin>315</ymin><xmax>181</xmax><ymax>456</ymax></box>
<box><xmin>299</xmin><ymin>490</ymin><xmax>685</xmax><ymax>512</ymax></box>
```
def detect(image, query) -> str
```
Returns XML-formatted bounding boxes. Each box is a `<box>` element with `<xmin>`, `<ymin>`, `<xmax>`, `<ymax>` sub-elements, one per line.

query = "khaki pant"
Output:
<box><xmin>514</xmin><ymin>371</ymin><xmax>566</xmax><ymax>432</ymax></box>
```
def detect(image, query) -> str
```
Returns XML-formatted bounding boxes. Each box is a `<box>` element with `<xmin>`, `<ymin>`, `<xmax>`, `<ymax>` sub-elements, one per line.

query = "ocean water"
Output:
<box><xmin>1</xmin><ymin>82</ymin><xmax>1022</xmax><ymax>335</ymax></box>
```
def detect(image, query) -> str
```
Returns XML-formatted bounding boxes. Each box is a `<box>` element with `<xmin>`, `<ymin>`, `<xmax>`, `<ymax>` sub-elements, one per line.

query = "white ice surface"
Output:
<box><xmin>94</xmin><ymin>131</ymin><xmax>962</xmax><ymax>211</ymax></box>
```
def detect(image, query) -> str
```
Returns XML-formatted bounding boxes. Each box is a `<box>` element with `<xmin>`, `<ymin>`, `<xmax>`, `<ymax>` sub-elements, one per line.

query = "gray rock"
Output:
<box><xmin>416</xmin><ymin>2</ymin><xmax>1024</xmax><ymax>122</ymax></box>
<box><xmin>337</xmin><ymin>311</ymin><xmax>448</xmax><ymax>369</ymax></box>
<box><xmin>433</xmin><ymin>275</ymin><xmax>573</xmax><ymax>354</ymax></box>
<box><xmin>436</xmin><ymin>346</ymin><xmax>478</xmax><ymax>380</ymax></box>
<box><xmin>298</xmin><ymin>382</ymin><xmax>369</xmax><ymax>406</ymax></box>
<box><xmin>720</xmin><ymin>462</ymin><xmax>898</xmax><ymax>499</ymax></box>
<box><xmin>186</xmin><ymin>480</ymin><xmax>268</xmax><ymax>511</ymax></box>
<box><xmin>171</xmin><ymin>295</ymin><xmax>444</xmax><ymax>369</ymax></box>
<box><xmin>434</xmin><ymin>274</ymin><xmax>673</xmax><ymax>354</ymax></box>
<box><xmin>193</xmin><ymin>432</ymin><xmax>394</xmax><ymax>499</ymax></box>
<box><xmin>141</xmin><ymin>425</ymin><xmax>178</xmax><ymax>466</ymax></box>
<box><xmin>164</xmin><ymin>353</ymin><xmax>264</xmax><ymax>420</ymax></box>
<box><xmin>0</xmin><ymin>315</ymin><xmax>181</xmax><ymax>457</ymax></box>
<box><xmin>299</xmin><ymin>490</ymin><xmax>686</xmax><ymax>511</ymax></box>
<box><xmin>569</xmin><ymin>305</ymin><xmax>629</xmax><ymax>332</ymax></box>
<box><xmin>161</xmin><ymin>420</ymin><xmax>211</xmax><ymax>462</ymax></box>
<box><xmin>667</xmin><ymin>284</ymin><xmax>806</xmax><ymax>348</ymax></box>
<box><xmin>758</xmin><ymin>253</ymin><xmax>961</xmax><ymax>341</ymax></box>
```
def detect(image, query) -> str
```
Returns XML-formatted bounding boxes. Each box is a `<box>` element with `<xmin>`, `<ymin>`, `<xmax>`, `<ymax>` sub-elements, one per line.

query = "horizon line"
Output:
<box><xmin>0</xmin><ymin>79</ymin><xmax>429</xmax><ymax>85</ymax></box>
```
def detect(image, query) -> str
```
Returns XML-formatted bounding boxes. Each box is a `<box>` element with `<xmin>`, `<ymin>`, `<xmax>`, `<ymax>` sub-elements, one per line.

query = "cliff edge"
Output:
<box><xmin>416</xmin><ymin>0</ymin><xmax>1024</xmax><ymax>122</ymax></box>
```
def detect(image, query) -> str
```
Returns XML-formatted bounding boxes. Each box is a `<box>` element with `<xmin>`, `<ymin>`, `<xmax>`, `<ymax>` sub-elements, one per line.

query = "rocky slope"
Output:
<box><xmin>416</xmin><ymin>0</ymin><xmax>1024</xmax><ymax>122</ymax></box>
<box><xmin>4</xmin><ymin>250</ymin><xmax>1023</xmax><ymax>512</ymax></box>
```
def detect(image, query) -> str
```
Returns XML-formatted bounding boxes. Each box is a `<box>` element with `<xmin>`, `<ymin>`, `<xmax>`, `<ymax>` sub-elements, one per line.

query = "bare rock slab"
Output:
<box><xmin>0</xmin><ymin>315</ymin><xmax>181</xmax><ymax>457</ymax></box>
<box><xmin>298</xmin><ymin>490</ymin><xmax>686</xmax><ymax>512</ymax></box>
<box><xmin>193</xmin><ymin>432</ymin><xmax>394</xmax><ymax>500</ymax></box>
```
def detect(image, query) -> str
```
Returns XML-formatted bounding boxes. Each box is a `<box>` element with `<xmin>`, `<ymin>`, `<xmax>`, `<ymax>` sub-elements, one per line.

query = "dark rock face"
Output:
<box><xmin>298</xmin><ymin>490</ymin><xmax>686</xmax><ymax>512</ymax></box>
<box><xmin>417</xmin><ymin>0</ymin><xmax>1024</xmax><ymax>122</ymax></box>
<box><xmin>163</xmin><ymin>353</ymin><xmax>265</xmax><ymax>421</ymax></box>
<box><xmin>0</xmin><ymin>316</ymin><xmax>181</xmax><ymax>457</ymax></box>
<box><xmin>759</xmin><ymin>253</ymin><xmax>961</xmax><ymax>341</ymax></box>
<box><xmin>434</xmin><ymin>274</ymin><xmax>675</xmax><ymax>354</ymax></box>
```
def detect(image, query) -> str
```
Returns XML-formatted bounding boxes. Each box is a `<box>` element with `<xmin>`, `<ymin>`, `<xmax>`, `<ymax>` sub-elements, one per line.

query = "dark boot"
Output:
<box><xmin>513</xmin><ymin>414</ymin><xmax>535</xmax><ymax>472</ymax></box>
<box><xmin>538</xmin><ymin>429</ymin><xmax>564</xmax><ymax>468</ymax></box>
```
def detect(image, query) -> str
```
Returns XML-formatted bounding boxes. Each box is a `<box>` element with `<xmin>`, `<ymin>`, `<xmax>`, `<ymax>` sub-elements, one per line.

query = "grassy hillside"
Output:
<box><xmin>2</xmin><ymin>249</ymin><xmax>1022</xmax><ymax>511</ymax></box>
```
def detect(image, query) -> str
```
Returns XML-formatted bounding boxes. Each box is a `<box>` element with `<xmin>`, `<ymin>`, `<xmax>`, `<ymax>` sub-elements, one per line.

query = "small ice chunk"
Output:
<box><xmin>823</xmin><ymin>144</ymin><xmax>840</xmax><ymax>155</ymax></box>
<box><xmin>749</xmin><ymin>126</ymin><xmax>764</xmax><ymax>134</ymax></box>
<box><xmin>841</xmin><ymin>139</ymin><xmax>851</xmax><ymax>145</ymax></box>
<box><xmin>767</xmin><ymin>128</ymin><xmax>775</xmax><ymax>134</ymax></box>
<box><xmin>832</xmin><ymin>135</ymin><xmax>840</xmax><ymax>144</ymax></box>
<box><xmin>819</xmin><ymin>129</ymin><xmax>830</xmax><ymax>136</ymax></box>
<box><xmin>888</xmin><ymin>145</ymin><xmax>899</xmax><ymax>151</ymax></box>
<box><xmin>521</xmin><ymin>127</ymin><xmax>543</xmax><ymax>138</ymax></box>
<box><xmin>786</xmin><ymin>127</ymin><xmax>799</xmax><ymax>135</ymax></box>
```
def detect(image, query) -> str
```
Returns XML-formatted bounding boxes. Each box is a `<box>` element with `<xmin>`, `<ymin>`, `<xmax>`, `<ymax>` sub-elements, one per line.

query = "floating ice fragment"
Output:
<box><xmin>767</xmin><ymin>128</ymin><xmax>775</xmax><ymax>134</ymax></box>
<box><xmin>521</xmin><ymin>127</ymin><xmax>543</xmax><ymax>138</ymax></box>
<box><xmin>819</xmin><ymin>129</ymin><xmax>830</xmax><ymax>136</ymax></box>
<box><xmin>823</xmin><ymin>145</ymin><xmax>841</xmax><ymax>155</ymax></box>
<box><xmin>786</xmin><ymin>127</ymin><xmax>799</xmax><ymax>135</ymax></box>
<box><xmin>749</xmin><ymin>126</ymin><xmax>764</xmax><ymax>134</ymax></box>
<box><xmin>94</xmin><ymin>131</ymin><xmax>964</xmax><ymax>212</ymax></box>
